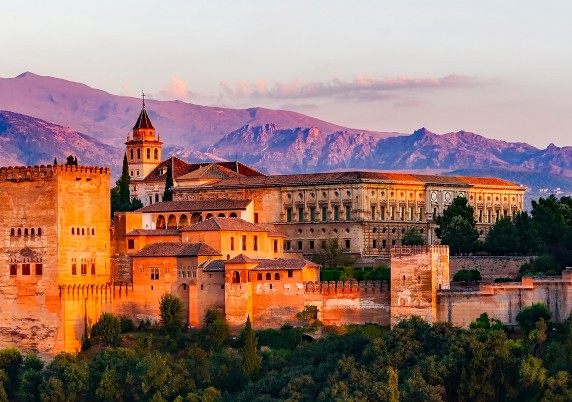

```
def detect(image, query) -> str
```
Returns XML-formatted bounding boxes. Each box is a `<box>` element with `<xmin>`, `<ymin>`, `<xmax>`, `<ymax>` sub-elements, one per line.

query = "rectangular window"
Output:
<box><xmin>381</xmin><ymin>206</ymin><xmax>386</xmax><ymax>220</ymax></box>
<box><xmin>371</xmin><ymin>206</ymin><xmax>376</xmax><ymax>220</ymax></box>
<box><xmin>72</xmin><ymin>264</ymin><xmax>77</xmax><ymax>276</ymax></box>
<box><xmin>372</xmin><ymin>239</ymin><xmax>377</xmax><ymax>249</ymax></box>
<box><xmin>309</xmin><ymin>240</ymin><xmax>315</xmax><ymax>250</ymax></box>
<box><xmin>91</xmin><ymin>264</ymin><xmax>96</xmax><ymax>275</ymax></box>
<box><xmin>298</xmin><ymin>207</ymin><xmax>304</xmax><ymax>222</ymax></box>
<box><xmin>409</xmin><ymin>207</ymin><xmax>414</xmax><ymax>221</ymax></box>
<box><xmin>81</xmin><ymin>264</ymin><xmax>87</xmax><ymax>275</ymax></box>
<box><xmin>401</xmin><ymin>207</ymin><xmax>405</xmax><ymax>221</ymax></box>
<box><xmin>419</xmin><ymin>207</ymin><xmax>423</xmax><ymax>221</ymax></box>
<box><xmin>150</xmin><ymin>268</ymin><xmax>160</xmax><ymax>280</ymax></box>
<box><xmin>288</xmin><ymin>270</ymin><xmax>293</xmax><ymax>278</ymax></box>
<box><xmin>390</xmin><ymin>207</ymin><xmax>395</xmax><ymax>220</ymax></box>
<box><xmin>345</xmin><ymin>239</ymin><xmax>351</xmax><ymax>249</ymax></box>
<box><xmin>310</xmin><ymin>207</ymin><xmax>315</xmax><ymax>221</ymax></box>
<box><xmin>479</xmin><ymin>210</ymin><xmax>483</xmax><ymax>223</ymax></box>
<box><xmin>253</xmin><ymin>235</ymin><xmax>258</xmax><ymax>251</ymax></box>
<box><xmin>149</xmin><ymin>196</ymin><xmax>153</xmax><ymax>205</ymax></box>
<box><xmin>254</xmin><ymin>213</ymin><xmax>259</xmax><ymax>223</ymax></box>
<box><xmin>321</xmin><ymin>206</ymin><xmax>327</xmax><ymax>221</ymax></box>
<box><xmin>286</xmin><ymin>208</ymin><xmax>292</xmax><ymax>222</ymax></box>
<box><xmin>382</xmin><ymin>240</ymin><xmax>387</xmax><ymax>249</ymax></box>
<box><xmin>9</xmin><ymin>264</ymin><xmax>17</xmax><ymax>276</ymax></box>
<box><xmin>334</xmin><ymin>206</ymin><xmax>339</xmax><ymax>220</ymax></box>
<box><xmin>345</xmin><ymin>205</ymin><xmax>351</xmax><ymax>220</ymax></box>
<box><xmin>35</xmin><ymin>264</ymin><xmax>43</xmax><ymax>276</ymax></box>
<box><xmin>242</xmin><ymin>235</ymin><xmax>247</xmax><ymax>251</ymax></box>
<box><xmin>285</xmin><ymin>240</ymin><xmax>291</xmax><ymax>250</ymax></box>
<box><xmin>298</xmin><ymin>240</ymin><xmax>303</xmax><ymax>250</ymax></box>
<box><xmin>273</xmin><ymin>239</ymin><xmax>278</xmax><ymax>253</ymax></box>
<box><xmin>22</xmin><ymin>264</ymin><xmax>30</xmax><ymax>275</ymax></box>
<box><xmin>230</xmin><ymin>237</ymin><xmax>235</xmax><ymax>250</ymax></box>
<box><xmin>127</xmin><ymin>239</ymin><xmax>135</xmax><ymax>250</ymax></box>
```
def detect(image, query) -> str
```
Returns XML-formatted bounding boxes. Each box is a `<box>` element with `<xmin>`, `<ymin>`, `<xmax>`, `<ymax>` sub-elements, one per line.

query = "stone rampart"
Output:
<box><xmin>0</xmin><ymin>164</ymin><xmax>110</xmax><ymax>182</ymax></box>
<box><xmin>450</xmin><ymin>256</ymin><xmax>533</xmax><ymax>281</ymax></box>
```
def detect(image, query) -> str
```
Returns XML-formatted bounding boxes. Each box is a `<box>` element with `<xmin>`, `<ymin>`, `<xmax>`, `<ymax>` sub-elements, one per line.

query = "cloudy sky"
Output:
<box><xmin>1</xmin><ymin>0</ymin><xmax>571</xmax><ymax>148</ymax></box>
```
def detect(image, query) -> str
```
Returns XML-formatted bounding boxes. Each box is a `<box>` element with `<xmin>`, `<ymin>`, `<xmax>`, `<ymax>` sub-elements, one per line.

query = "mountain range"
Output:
<box><xmin>1</xmin><ymin>72</ymin><xmax>571</xmax><ymax>203</ymax></box>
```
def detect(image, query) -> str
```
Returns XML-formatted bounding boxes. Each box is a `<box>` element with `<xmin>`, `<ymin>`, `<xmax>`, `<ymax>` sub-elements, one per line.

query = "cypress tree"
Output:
<box><xmin>118</xmin><ymin>154</ymin><xmax>131</xmax><ymax>209</ymax></box>
<box><xmin>53</xmin><ymin>158</ymin><xmax>58</xmax><ymax>165</ymax></box>
<box><xmin>73</xmin><ymin>156</ymin><xmax>78</xmax><ymax>165</ymax></box>
<box><xmin>388</xmin><ymin>366</ymin><xmax>399</xmax><ymax>402</ymax></box>
<box><xmin>241</xmin><ymin>315</ymin><xmax>260</xmax><ymax>379</ymax></box>
<box><xmin>163</xmin><ymin>162</ymin><xmax>174</xmax><ymax>202</ymax></box>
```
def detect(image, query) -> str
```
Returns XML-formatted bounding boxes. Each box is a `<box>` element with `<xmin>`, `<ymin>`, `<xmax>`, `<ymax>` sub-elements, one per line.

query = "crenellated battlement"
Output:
<box><xmin>304</xmin><ymin>279</ymin><xmax>387</xmax><ymax>294</ymax></box>
<box><xmin>390</xmin><ymin>245</ymin><xmax>449</xmax><ymax>257</ymax></box>
<box><xmin>0</xmin><ymin>164</ymin><xmax>110</xmax><ymax>182</ymax></box>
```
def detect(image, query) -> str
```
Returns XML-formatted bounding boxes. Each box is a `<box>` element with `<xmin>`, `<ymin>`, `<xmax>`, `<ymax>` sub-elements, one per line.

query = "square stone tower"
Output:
<box><xmin>390</xmin><ymin>245</ymin><xmax>449</xmax><ymax>328</ymax></box>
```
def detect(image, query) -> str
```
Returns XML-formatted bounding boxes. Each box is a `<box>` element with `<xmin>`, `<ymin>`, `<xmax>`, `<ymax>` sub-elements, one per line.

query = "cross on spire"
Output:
<box><xmin>142</xmin><ymin>90</ymin><xmax>146</xmax><ymax>108</ymax></box>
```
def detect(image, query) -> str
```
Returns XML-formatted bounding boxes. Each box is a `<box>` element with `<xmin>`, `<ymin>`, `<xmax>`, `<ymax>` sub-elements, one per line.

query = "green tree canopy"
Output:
<box><xmin>241</xmin><ymin>316</ymin><xmax>261</xmax><ymax>379</ymax></box>
<box><xmin>312</xmin><ymin>238</ymin><xmax>353</xmax><ymax>268</ymax></box>
<box><xmin>402</xmin><ymin>228</ymin><xmax>425</xmax><ymax>246</ymax></box>
<box><xmin>516</xmin><ymin>303</ymin><xmax>551</xmax><ymax>335</ymax></box>
<box><xmin>160</xmin><ymin>293</ymin><xmax>184</xmax><ymax>334</ymax></box>
<box><xmin>435</xmin><ymin>196</ymin><xmax>479</xmax><ymax>255</ymax></box>
<box><xmin>91</xmin><ymin>313</ymin><xmax>121</xmax><ymax>346</ymax></box>
<box><xmin>163</xmin><ymin>162</ymin><xmax>174</xmax><ymax>202</ymax></box>
<box><xmin>110</xmin><ymin>153</ymin><xmax>143</xmax><ymax>219</ymax></box>
<box><xmin>484</xmin><ymin>216</ymin><xmax>520</xmax><ymax>255</ymax></box>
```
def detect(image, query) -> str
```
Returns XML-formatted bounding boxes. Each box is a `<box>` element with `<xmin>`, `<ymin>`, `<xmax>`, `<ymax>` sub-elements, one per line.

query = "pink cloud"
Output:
<box><xmin>218</xmin><ymin>74</ymin><xmax>481</xmax><ymax>101</ymax></box>
<box><xmin>158</xmin><ymin>76</ymin><xmax>194</xmax><ymax>100</ymax></box>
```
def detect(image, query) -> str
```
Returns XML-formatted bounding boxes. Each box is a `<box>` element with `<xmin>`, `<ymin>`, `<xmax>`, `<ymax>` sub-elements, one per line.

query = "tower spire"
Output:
<box><xmin>142</xmin><ymin>90</ymin><xmax>146</xmax><ymax>108</ymax></box>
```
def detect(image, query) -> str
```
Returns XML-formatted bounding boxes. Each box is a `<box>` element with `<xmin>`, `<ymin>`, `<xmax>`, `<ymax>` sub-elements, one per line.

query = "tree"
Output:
<box><xmin>402</xmin><ymin>228</ymin><xmax>425</xmax><ymax>246</ymax></box>
<box><xmin>53</xmin><ymin>157</ymin><xmax>58</xmax><ymax>165</ymax></box>
<box><xmin>469</xmin><ymin>312</ymin><xmax>503</xmax><ymax>331</ymax></box>
<box><xmin>17</xmin><ymin>354</ymin><xmax>44</xmax><ymax>402</ymax></box>
<box><xmin>388</xmin><ymin>366</ymin><xmax>399</xmax><ymax>402</ymax></box>
<box><xmin>484</xmin><ymin>216</ymin><xmax>520</xmax><ymax>255</ymax></box>
<box><xmin>312</xmin><ymin>238</ymin><xmax>353</xmax><ymax>268</ymax></box>
<box><xmin>110</xmin><ymin>154</ymin><xmax>143</xmax><ymax>219</ymax></box>
<box><xmin>513</xmin><ymin>211</ymin><xmax>543</xmax><ymax>255</ymax></box>
<box><xmin>90</xmin><ymin>313</ymin><xmax>121</xmax><ymax>346</ymax></box>
<box><xmin>296</xmin><ymin>305</ymin><xmax>319</xmax><ymax>326</ymax></box>
<box><xmin>241</xmin><ymin>316</ymin><xmax>261</xmax><ymax>379</ymax></box>
<box><xmin>436</xmin><ymin>196</ymin><xmax>479</xmax><ymax>255</ymax></box>
<box><xmin>453</xmin><ymin>269</ymin><xmax>481</xmax><ymax>285</ymax></box>
<box><xmin>160</xmin><ymin>293</ymin><xmax>184</xmax><ymax>334</ymax></box>
<box><xmin>516</xmin><ymin>303</ymin><xmax>551</xmax><ymax>335</ymax></box>
<box><xmin>65</xmin><ymin>155</ymin><xmax>78</xmax><ymax>165</ymax></box>
<box><xmin>163</xmin><ymin>162</ymin><xmax>174</xmax><ymax>202</ymax></box>
<box><xmin>0</xmin><ymin>347</ymin><xmax>22</xmax><ymax>398</ymax></box>
<box><xmin>202</xmin><ymin>309</ymin><xmax>230</xmax><ymax>350</ymax></box>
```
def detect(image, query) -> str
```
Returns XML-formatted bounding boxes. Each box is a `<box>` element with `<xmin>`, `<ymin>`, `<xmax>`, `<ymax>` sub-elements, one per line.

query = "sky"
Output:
<box><xmin>1</xmin><ymin>0</ymin><xmax>571</xmax><ymax>148</ymax></box>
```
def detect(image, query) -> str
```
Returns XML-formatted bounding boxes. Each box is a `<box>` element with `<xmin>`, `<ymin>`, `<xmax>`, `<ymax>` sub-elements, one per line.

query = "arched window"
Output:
<box><xmin>205</xmin><ymin>213</ymin><xmax>214</xmax><ymax>219</ymax></box>
<box><xmin>137</xmin><ymin>148</ymin><xmax>141</xmax><ymax>159</ymax></box>
<box><xmin>191</xmin><ymin>213</ymin><xmax>202</xmax><ymax>224</ymax></box>
<box><xmin>81</xmin><ymin>228</ymin><xmax>85</xmax><ymax>235</ymax></box>
<box><xmin>71</xmin><ymin>228</ymin><xmax>75</xmax><ymax>235</ymax></box>
<box><xmin>130</xmin><ymin>149</ymin><xmax>134</xmax><ymax>160</ymax></box>
<box><xmin>232</xmin><ymin>271</ymin><xmax>240</xmax><ymax>284</ymax></box>
<box><xmin>31</xmin><ymin>228</ymin><xmax>35</xmax><ymax>236</ymax></box>
<box><xmin>155</xmin><ymin>193</ymin><xmax>160</xmax><ymax>203</ymax></box>
<box><xmin>274</xmin><ymin>273</ymin><xmax>280</xmax><ymax>280</ymax></box>
<box><xmin>154</xmin><ymin>148</ymin><xmax>158</xmax><ymax>160</ymax></box>
<box><xmin>265</xmin><ymin>273</ymin><xmax>271</xmax><ymax>280</ymax></box>
<box><xmin>156</xmin><ymin>215</ymin><xmax>166</xmax><ymax>229</ymax></box>
<box><xmin>257</xmin><ymin>273</ymin><xmax>262</xmax><ymax>280</ymax></box>
<box><xmin>229</xmin><ymin>212</ymin><xmax>238</xmax><ymax>218</ymax></box>
<box><xmin>179</xmin><ymin>215</ymin><xmax>188</xmax><ymax>226</ymax></box>
<box><xmin>10</xmin><ymin>228</ymin><xmax>14</xmax><ymax>236</ymax></box>
<box><xmin>38</xmin><ymin>228</ymin><xmax>42</xmax><ymax>236</ymax></box>
<box><xmin>17</xmin><ymin>228</ymin><xmax>21</xmax><ymax>236</ymax></box>
<box><xmin>92</xmin><ymin>228</ymin><xmax>95</xmax><ymax>235</ymax></box>
<box><xmin>146</xmin><ymin>148</ymin><xmax>151</xmax><ymax>159</ymax></box>
<box><xmin>167</xmin><ymin>214</ymin><xmax>177</xmax><ymax>229</ymax></box>
<box><xmin>24</xmin><ymin>228</ymin><xmax>29</xmax><ymax>236</ymax></box>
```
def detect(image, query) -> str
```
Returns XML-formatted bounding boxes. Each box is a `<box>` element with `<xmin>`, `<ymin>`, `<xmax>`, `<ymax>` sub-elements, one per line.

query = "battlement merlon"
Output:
<box><xmin>0</xmin><ymin>164</ymin><xmax>110</xmax><ymax>182</ymax></box>
<box><xmin>390</xmin><ymin>245</ymin><xmax>450</xmax><ymax>258</ymax></box>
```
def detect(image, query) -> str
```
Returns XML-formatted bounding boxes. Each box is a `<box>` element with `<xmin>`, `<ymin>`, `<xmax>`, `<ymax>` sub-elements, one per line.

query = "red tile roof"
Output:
<box><xmin>177</xmin><ymin>163</ymin><xmax>242</xmax><ymax>181</ymax></box>
<box><xmin>133</xmin><ymin>107</ymin><xmax>154</xmax><ymax>130</ymax></box>
<box><xmin>226</xmin><ymin>254</ymin><xmax>257</xmax><ymax>264</ymax></box>
<box><xmin>125</xmin><ymin>229</ymin><xmax>180</xmax><ymax>236</ymax></box>
<box><xmin>180</xmin><ymin>217</ymin><xmax>272</xmax><ymax>233</ymax></box>
<box><xmin>136</xmin><ymin>199</ymin><xmax>251</xmax><ymax>213</ymax></box>
<box><xmin>201</xmin><ymin>259</ymin><xmax>226</xmax><ymax>272</ymax></box>
<box><xmin>250</xmin><ymin>258</ymin><xmax>314</xmax><ymax>270</ymax></box>
<box><xmin>133</xmin><ymin>242</ymin><xmax>221</xmax><ymax>257</ymax></box>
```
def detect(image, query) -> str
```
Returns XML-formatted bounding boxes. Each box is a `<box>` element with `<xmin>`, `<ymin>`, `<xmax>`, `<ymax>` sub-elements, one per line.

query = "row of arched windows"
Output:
<box><xmin>10</xmin><ymin>227</ymin><xmax>42</xmax><ymax>237</ymax></box>
<box><xmin>129</xmin><ymin>147</ymin><xmax>159</xmax><ymax>161</ymax></box>
<box><xmin>71</xmin><ymin>227</ymin><xmax>95</xmax><ymax>236</ymax></box>
<box><xmin>156</xmin><ymin>212</ymin><xmax>238</xmax><ymax>229</ymax></box>
<box><xmin>256</xmin><ymin>272</ymin><xmax>281</xmax><ymax>281</ymax></box>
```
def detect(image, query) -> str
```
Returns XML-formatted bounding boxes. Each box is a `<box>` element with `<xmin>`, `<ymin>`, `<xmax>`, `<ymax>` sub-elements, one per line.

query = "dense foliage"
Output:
<box><xmin>435</xmin><ymin>196</ymin><xmax>479</xmax><ymax>255</ymax></box>
<box><xmin>110</xmin><ymin>153</ymin><xmax>143</xmax><ymax>219</ymax></box>
<box><xmin>4</xmin><ymin>303</ymin><xmax>572</xmax><ymax>401</ymax></box>
<box><xmin>402</xmin><ymin>227</ymin><xmax>425</xmax><ymax>246</ymax></box>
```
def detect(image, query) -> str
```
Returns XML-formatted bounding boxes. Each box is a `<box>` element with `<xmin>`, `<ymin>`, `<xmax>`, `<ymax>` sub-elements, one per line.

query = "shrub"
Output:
<box><xmin>119</xmin><ymin>316</ymin><xmax>135</xmax><ymax>333</ymax></box>
<box><xmin>159</xmin><ymin>293</ymin><xmax>184</xmax><ymax>333</ymax></box>
<box><xmin>453</xmin><ymin>269</ymin><xmax>481</xmax><ymax>284</ymax></box>
<box><xmin>91</xmin><ymin>313</ymin><xmax>121</xmax><ymax>346</ymax></box>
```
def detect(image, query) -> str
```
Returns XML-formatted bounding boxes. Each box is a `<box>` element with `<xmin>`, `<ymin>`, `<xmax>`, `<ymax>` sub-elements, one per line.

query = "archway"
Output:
<box><xmin>156</xmin><ymin>215</ymin><xmax>166</xmax><ymax>229</ymax></box>
<box><xmin>167</xmin><ymin>214</ymin><xmax>177</xmax><ymax>229</ymax></box>
<box><xmin>229</xmin><ymin>212</ymin><xmax>238</xmax><ymax>218</ymax></box>
<box><xmin>205</xmin><ymin>213</ymin><xmax>214</xmax><ymax>219</ymax></box>
<box><xmin>176</xmin><ymin>283</ymin><xmax>190</xmax><ymax>325</ymax></box>
<box><xmin>191</xmin><ymin>213</ymin><xmax>202</xmax><ymax>224</ymax></box>
<box><xmin>218</xmin><ymin>213</ymin><xmax>226</xmax><ymax>217</ymax></box>
<box><xmin>179</xmin><ymin>214</ymin><xmax>189</xmax><ymax>227</ymax></box>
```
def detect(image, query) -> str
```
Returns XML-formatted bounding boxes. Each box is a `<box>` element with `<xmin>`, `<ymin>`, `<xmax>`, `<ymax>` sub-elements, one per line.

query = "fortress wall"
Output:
<box><xmin>438</xmin><ymin>278</ymin><xmax>572</xmax><ymax>327</ymax></box>
<box><xmin>304</xmin><ymin>281</ymin><xmax>391</xmax><ymax>326</ymax></box>
<box><xmin>450</xmin><ymin>256</ymin><xmax>532</xmax><ymax>280</ymax></box>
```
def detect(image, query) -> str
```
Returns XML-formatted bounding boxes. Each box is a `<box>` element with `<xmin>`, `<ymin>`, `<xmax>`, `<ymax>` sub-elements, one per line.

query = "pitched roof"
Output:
<box><xmin>201</xmin><ymin>259</ymin><xmax>226</xmax><ymax>272</ymax></box>
<box><xmin>133</xmin><ymin>107</ymin><xmax>155</xmax><ymax>130</ymax></box>
<box><xmin>136</xmin><ymin>199</ymin><xmax>251</xmax><ymax>213</ymax></box>
<box><xmin>174</xmin><ymin>170</ymin><xmax>523</xmax><ymax>189</ymax></box>
<box><xmin>125</xmin><ymin>229</ymin><xmax>180</xmax><ymax>236</ymax></box>
<box><xmin>177</xmin><ymin>163</ymin><xmax>242</xmax><ymax>181</ymax></box>
<box><xmin>250</xmin><ymin>258</ymin><xmax>311</xmax><ymax>270</ymax></box>
<box><xmin>133</xmin><ymin>242</ymin><xmax>221</xmax><ymax>257</ymax></box>
<box><xmin>143</xmin><ymin>157</ymin><xmax>265</xmax><ymax>183</ymax></box>
<box><xmin>180</xmin><ymin>217</ymin><xmax>271</xmax><ymax>232</ymax></box>
<box><xmin>226</xmin><ymin>254</ymin><xmax>257</xmax><ymax>264</ymax></box>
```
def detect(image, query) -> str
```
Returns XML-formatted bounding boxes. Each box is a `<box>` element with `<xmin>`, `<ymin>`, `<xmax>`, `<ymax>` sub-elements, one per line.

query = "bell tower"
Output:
<box><xmin>125</xmin><ymin>92</ymin><xmax>163</xmax><ymax>183</ymax></box>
